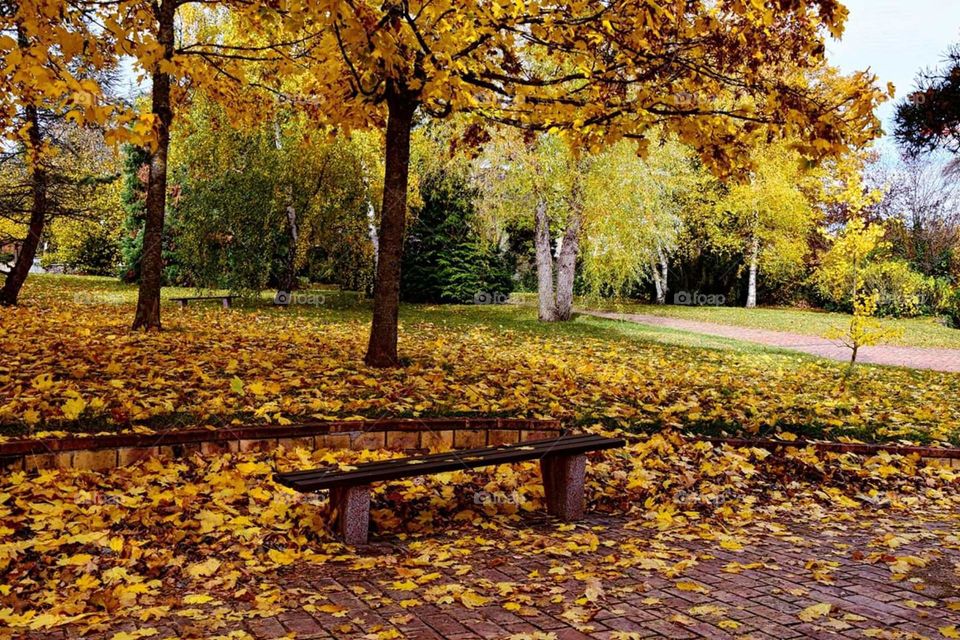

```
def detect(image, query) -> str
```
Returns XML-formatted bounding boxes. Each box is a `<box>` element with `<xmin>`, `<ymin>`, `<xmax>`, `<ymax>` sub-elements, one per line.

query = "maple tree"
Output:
<box><xmin>826</xmin><ymin>291</ymin><xmax>903</xmax><ymax>368</ymax></box>
<box><xmin>817</xmin><ymin>217</ymin><xmax>905</xmax><ymax>365</ymax></box>
<box><xmin>268</xmin><ymin>0</ymin><xmax>885</xmax><ymax>366</ymax></box>
<box><xmin>56</xmin><ymin>0</ymin><xmax>301</xmax><ymax>329</ymax></box>
<box><xmin>0</xmin><ymin>1</ymin><xmax>125</xmax><ymax>305</ymax></box>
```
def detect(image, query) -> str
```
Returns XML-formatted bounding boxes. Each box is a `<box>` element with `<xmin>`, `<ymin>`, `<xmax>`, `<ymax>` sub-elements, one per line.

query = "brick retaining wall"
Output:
<box><xmin>0</xmin><ymin>418</ymin><xmax>565</xmax><ymax>472</ymax></box>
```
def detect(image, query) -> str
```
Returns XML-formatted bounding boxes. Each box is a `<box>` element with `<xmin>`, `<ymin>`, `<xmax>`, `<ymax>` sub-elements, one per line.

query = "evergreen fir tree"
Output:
<box><xmin>118</xmin><ymin>145</ymin><xmax>150</xmax><ymax>283</ymax></box>
<box><xmin>402</xmin><ymin>170</ymin><xmax>513</xmax><ymax>304</ymax></box>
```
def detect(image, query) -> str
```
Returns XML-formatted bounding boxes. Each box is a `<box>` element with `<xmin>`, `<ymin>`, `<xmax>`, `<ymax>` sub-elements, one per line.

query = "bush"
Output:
<box><xmin>68</xmin><ymin>230</ymin><xmax>120</xmax><ymax>276</ymax></box>
<box><xmin>859</xmin><ymin>260</ymin><xmax>936</xmax><ymax>317</ymax></box>
<box><xmin>944</xmin><ymin>287</ymin><xmax>960</xmax><ymax>328</ymax></box>
<box><xmin>811</xmin><ymin>220</ymin><xmax>938</xmax><ymax>318</ymax></box>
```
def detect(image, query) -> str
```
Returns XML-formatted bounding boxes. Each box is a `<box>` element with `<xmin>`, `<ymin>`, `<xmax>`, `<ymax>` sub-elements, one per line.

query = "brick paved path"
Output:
<box><xmin>582</xmin><ymin>309</ymin><xmax>960</xmax><ymax>373</ymax></box>
<box><xmin>32</xmin><ymin>508</ymin><xmax>960</xmax><ymax>640</ymax></box>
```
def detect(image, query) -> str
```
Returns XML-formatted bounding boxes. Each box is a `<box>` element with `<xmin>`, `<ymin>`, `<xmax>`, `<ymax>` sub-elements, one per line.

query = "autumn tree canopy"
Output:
<box><xmin>0</xmin><ymin>0</ymin><xmax>136</xmax><ymax>305</ymax></box>
<box><xmin>256</xmin><ymin>0</ymin><xmax>886</xmax><ymax>366</ymax></box>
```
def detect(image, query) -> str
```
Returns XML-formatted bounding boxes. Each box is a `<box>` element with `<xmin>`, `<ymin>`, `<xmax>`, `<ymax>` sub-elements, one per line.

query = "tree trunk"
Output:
<box><xmin>0</xmin><ymin>101</ymin><xmax>46</xmax><ymax>307</ymax></box>
<box><xmin>657</xmin><ymin>245</ymin><xmax>669</xmax><ymax>305</ymax></box>
<box><xmin>280</xmin><ymin>202</ymin><xmax>299</xmax><ymax>292</ymax></box>
<box><xmin>275</xmin><ymin>119</ymin><xmax>299</xmax><ymax>293</ymax></box>
<box><xmin>746</xmin><ymin>231</ymin><xmax>759</xmax><ymax>309</ymax></box>
<box><xmin>132</xmin><ymin>0</ymin><xmax>175</xmax><ymax>330</ymax></box>
<box><xmin>651</xmin><ymin>259</ymin><xmax>664</xmax><ymax>305</ymax></box>
<box><xmin>555</xmin><ymin>207</ymin><xmax>583</xmax><ymax>321</ymax></box>
<box><xmin>533</xmin><ymin>198</ymin><xmax>557</xmax><ymax>322</ymax></box>
<box><xmin>364</xmin><ymin>89</ymin><xmax>415</xmax><ymax>367</ymax></box>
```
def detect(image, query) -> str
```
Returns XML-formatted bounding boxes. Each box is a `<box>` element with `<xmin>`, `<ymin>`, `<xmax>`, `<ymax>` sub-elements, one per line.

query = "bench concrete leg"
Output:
<box><xmin>331</xmin><ymin>485</ymin><xmax>370</xmax><ymax>545</ymax></box>
<box><xmin>222</xmin><ymin>298</ymin><xmax>231</xmax><ymax>309</ymax></box>
<box><xmin>177</xmin><ymin>300</ymin><xmax>186</xmax><ymax>310</ymax></box>
<box><xmin>540</xmin><ymin>454</ymin><xmax>586</xmax><ymax>521</ymax></box>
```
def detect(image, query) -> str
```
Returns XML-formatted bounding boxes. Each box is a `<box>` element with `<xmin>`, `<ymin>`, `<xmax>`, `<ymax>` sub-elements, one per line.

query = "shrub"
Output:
<box><xmin>68</xmin><ymin>229</ymin><xmax>120</xmax><ymax>276</ymax></box>
<box><xmin>860</xmin><ymin>260</ymin><xmax>936</xmax><ymax>317</ymax></box>
<box><xmin>944</xmin><ymin>287</ymin><xmax>960</xmax><ymax>329</ymax></box>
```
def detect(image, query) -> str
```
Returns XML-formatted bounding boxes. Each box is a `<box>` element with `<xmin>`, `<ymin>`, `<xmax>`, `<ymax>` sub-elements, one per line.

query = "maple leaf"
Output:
<box><xmin>798</xmin><ymin>602</ymin><xmax>832</xmax><ymax>622</ymax></box>
<box><xmin>460</xmin><ymin>591</ymin><xmax>491</xmax><ymax>608</ymax></box>
<box><xmin>60</xmin><ymin>397</ymin><xmax>86</xmax><ymax>421</ymax></box>
<box><xmin>186</xmin><ymin>558</ymin><xmax>221</xmax><ymax>579</ymax></box>
<box><xmin>675</xmin><ymin>581</ymin><xmax>709</xmax><ymax>594</ymax></box>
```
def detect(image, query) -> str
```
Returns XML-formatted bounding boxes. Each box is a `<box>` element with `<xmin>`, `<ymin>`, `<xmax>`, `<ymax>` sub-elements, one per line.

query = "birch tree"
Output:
<box><xmin>712</xmin><ymin>143</ymin><xmax>817</xmax><ymax>308</ymax></box>
<box><xmin>580</xmin><ymin>137</ymin><xmax>710</xmax><ymax>302</ymax></box>
<box><xmin>473</xmin><ymin>130</ymin><xmax>586</xmax><ymax>321</ymax></box>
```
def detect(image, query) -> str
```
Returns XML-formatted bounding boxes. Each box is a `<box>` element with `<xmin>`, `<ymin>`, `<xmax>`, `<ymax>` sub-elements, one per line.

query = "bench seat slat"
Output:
<box><xmin>278</xmin><ymin>433</ymin><xmax>606</xmax><ymax>480</ymax></box>
<box><xmin>274</xmin><ymin>435</ymin><xmax>624</xmax><ymax>492</ymax></box>
<box><xmin>277</xmin><ymin>434</ymin><xmax>610</xmax><ymax>481</ymax></box>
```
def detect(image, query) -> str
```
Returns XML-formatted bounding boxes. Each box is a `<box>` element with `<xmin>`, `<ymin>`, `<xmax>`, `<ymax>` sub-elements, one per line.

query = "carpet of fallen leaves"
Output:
<box><xmin>1</xmin><ymin>283</ymin><xmax>960</xmax><ymax>443</ymax></box>
<box><xmin>1</xmin><ymin>432</ymin><xmax>960</xmax><ymax>638</ymax></box>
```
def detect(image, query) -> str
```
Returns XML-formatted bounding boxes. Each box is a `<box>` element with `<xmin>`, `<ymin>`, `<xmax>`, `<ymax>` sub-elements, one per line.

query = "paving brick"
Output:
<box><xmin>199</xmin><ymin>440</ymin><xmax>238</xmax><ymax>455</ymax></box>
<box><xmin>117</xmin><ymin>446</ymin><xmax>160</xmax><ymax>466</ymax></box>
<box><xmin>317</xmin><ymin>433</ymin><xmax>351</xmax><ymax>449</ymax></box>
<box><xmin>488</xmin><ymin>429</ymin><xmax>520</xmax><ymax>445</ymax></box>
<box><xmin>72</xmin><ymin>449</ymin><xmax>117</xmax><ymax>470</ymax></box>
<box><xmin>351</xmin><ymin>431</ymin><xmax>386</xmax><ymax>450</ymax></box>
<box><xmin>238</xmin><ymin>438</ymin><xmax>277</xmax><ymax>453</ymax></box>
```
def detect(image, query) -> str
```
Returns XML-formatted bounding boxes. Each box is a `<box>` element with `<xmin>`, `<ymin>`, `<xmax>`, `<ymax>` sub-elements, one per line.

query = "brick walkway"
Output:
<box><xmin>29</xmin><ymin>508</ymin><xmax>960</xmax><ymax>639</ymax></box>
<box><xmin>582</xmin><ymin>309</ymin><xmax>960</xmax><ymax>373</ymax></box>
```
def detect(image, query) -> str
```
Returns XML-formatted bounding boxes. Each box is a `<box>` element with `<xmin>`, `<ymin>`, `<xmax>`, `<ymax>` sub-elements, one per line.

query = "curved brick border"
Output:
<box><xmin>0</xmin><ymin>418</ymin><xmax>564</xmax><ymax>472</ymax></box>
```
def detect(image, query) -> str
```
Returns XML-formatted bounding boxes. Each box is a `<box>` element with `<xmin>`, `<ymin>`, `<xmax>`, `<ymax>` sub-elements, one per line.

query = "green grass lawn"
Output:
<box><xmin>28</xmin><ymin>274</ymin><xmax>960</xmax><ymax>350</ymax></box>
<box><xmin>39</xmin><ymin>275</ymin><xmax>815</xmax><ymax>357</ymax></box>
<box><xmin>514</xmin><ymin>294</ymin><xmax>960</xmax><ymax>350</ymax></box>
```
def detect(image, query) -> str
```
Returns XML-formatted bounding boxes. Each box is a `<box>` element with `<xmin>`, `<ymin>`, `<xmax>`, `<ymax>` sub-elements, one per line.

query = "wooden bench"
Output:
<box><xmin>274</xmin><ymin>433</ymin><xmax>625</xmax><ymax>544</ymax></box>
<box><xmin>169</xmin><ymin>295</ymin><xmax>235</xmax><ymax>309</ymax></box>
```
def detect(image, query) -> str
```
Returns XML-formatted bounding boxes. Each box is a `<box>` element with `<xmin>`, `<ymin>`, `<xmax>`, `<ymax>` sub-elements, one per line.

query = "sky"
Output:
<box><xmin>826</xmin><ymin>0</ymin><xmax>960</xmax><ymax>146</ymax></box>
